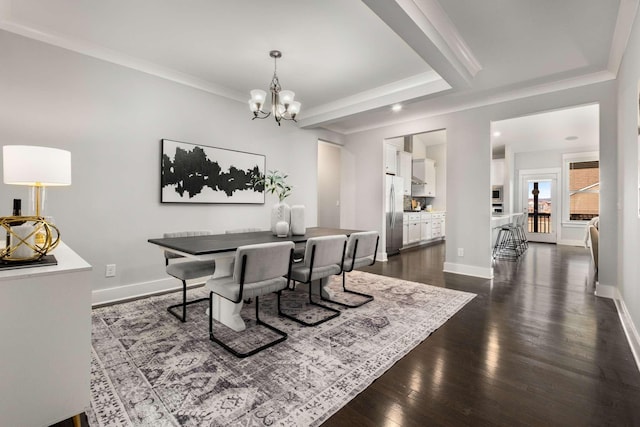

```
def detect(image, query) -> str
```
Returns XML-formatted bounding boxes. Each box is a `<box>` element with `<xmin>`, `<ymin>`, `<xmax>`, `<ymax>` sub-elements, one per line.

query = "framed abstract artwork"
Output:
<box><xmin>161</xmin><ymin>139</ymin><xmax>265</xmax><ymax>204</ymax></box>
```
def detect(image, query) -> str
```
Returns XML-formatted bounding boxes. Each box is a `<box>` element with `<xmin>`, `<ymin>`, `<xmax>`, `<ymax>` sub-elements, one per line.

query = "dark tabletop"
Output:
<box><xmin>148</xmin><ymin>227</ymin><xmax>362</xmax><ymax>256</ymax></box>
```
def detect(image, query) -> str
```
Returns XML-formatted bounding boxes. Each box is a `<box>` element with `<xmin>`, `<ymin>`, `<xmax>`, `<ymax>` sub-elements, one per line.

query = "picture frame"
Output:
<box><xmin>160</xmin><ymin>139</ymin><xmax>266</xmax><ymax>204</ymax></box>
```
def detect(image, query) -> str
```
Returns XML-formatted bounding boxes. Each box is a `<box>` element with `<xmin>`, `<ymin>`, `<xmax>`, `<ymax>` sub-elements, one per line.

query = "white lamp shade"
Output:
<box><xmin>279</xmin><ymin>90</ymin><xmax>295</xmax><ymax>105</ymax></box>
<box><xmin>3</xmin><ymin>145</ymin><xmax>71</xmax><ymax>186</ymax></box>
<box><xmin>289</xmin><ymin>101</ymin><xmax>301</xmax><ymax>115</ymax></box>
<box><xmin>250</xmin><ymin>89</ymin><xmax>267</xmax><ymax>104</ymax></box>
<box><xmin>248</xmin><ymin>100</ymin><xmax>259</xmax><ymax>112</ymax></box>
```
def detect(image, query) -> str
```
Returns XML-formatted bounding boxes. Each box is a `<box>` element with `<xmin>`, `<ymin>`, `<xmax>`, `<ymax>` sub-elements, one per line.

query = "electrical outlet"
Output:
<box><xmin>457</xmin><ymin>248</ymin><xmax>464</xmax><ymax>257</ymax></box>
<box><xmin>105</xmin><ymin>264</ymin><xmax>116</xmax><ymax>277</ymax></box>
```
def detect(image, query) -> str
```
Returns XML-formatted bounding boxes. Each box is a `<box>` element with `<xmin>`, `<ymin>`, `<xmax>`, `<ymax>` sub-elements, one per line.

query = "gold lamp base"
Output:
<box><xmin>0</xmin><ymin>216</ymin><xmax>61</xmax><ymax>261</ymax></box>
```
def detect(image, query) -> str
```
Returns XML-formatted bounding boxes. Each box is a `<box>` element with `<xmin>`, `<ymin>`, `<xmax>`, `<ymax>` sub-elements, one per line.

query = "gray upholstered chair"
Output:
<box><xmin>321</xmin><ymin>231</ymin><xmax>379</xmax><ymax>308</ymax></box>
<box><xmin>206</xmin><ymin>241</ymin><xmax>295</xmax><ymax>358</ymax></box>
<box><xmin>164</xmin><ymin>231</ymin><xmax>216</xmax><ymax>322</ymax></box>
<box><xmin>278</xmin><ymin>235</ymin><xmax>347</xmax><ymax>326</ymax></box>
<box><xmin>225</xmin><ymin>228</ymin><xmax>265</xmax><ymax>303</ymax></box>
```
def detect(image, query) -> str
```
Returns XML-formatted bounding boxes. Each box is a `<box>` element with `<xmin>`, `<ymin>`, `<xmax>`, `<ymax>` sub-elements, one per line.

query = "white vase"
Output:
<box><xmin>271</xmin><ymin>201</ymin><xmax>291</xmax><ymax>235</ymax></box>
<box><xmin>290</xmin><ymin>205</ymin><xmax>305</xmax><ymax>235</ymax></box>
<box><xmin>275</xmin><ymin>221</ymin><xmax>289</xmax><ymax>237</ymax></box>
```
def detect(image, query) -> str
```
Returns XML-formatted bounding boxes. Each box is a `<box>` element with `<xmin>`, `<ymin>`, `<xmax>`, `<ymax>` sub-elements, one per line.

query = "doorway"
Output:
<box><xmin>519</xmin><ymin>170</ymin><xmax>559</xmax><ymax>243</ymax></box>
<box><xmin>317</xmin><ymin>141</ymin><xmax>341</xmax><ymax>228</ymax></box>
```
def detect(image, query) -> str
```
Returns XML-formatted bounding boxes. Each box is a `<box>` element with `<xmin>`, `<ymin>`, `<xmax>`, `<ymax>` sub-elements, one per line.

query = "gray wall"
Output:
<box><xmin>342</xmin><ymin>81</ymin><xmax>617</xmax><ymax>281</ymax></box>
<box><xmin>616</xmin><ymin>6</ymin><xmax>640</xmax><ymax>355</ymax></box>
<box><xmin>0</xmin><ymin>30</ymin><xmax>340</xmax><ymax>302</ymax></box>
<box><xmin>425</xmin><ymin>143</ymin><xmax>446</xmax><ymax>211</ymax></box>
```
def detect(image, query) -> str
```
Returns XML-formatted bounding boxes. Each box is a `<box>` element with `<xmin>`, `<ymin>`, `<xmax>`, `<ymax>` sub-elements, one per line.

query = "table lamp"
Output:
<box><xmin>1</xmin><ymin>145</ymin><xmax>71</xmax><ymax>262</ymax></box>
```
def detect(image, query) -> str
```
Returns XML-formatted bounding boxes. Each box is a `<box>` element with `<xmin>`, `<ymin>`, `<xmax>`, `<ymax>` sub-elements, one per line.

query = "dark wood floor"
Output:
<box><xmin>54</xmin><ymin>242</ymin><xmax>640</xmax><ymax>426</ymax></box>
<box><xmin>323</xmin><ymin>242</ymin><xmax>640</xmax><ymax>426</ymax></box>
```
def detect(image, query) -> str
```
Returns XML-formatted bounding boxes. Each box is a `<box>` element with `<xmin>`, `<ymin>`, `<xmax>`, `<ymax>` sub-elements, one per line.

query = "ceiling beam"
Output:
<box><xmin>362</xmin><ymin>0</ymin><xmax>481</xmax><ymax>89</ymax></box>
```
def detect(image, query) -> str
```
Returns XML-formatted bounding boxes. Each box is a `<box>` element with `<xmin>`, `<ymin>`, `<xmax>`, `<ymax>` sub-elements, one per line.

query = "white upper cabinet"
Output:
<box><xmin>398</xmin><ymin>151</ymin><xmax>412</xmax><ymax>195</ymax></box>
<box><xmin>385</xmin><ymin>144</ymin><xmax>398</xmax><ymax>175</ymax></box>
<box><xmin>411</xmin><ymin>158</ymin><xmax>436</xmax><ymax>197</ymax></box>
<box><xmin>491</xmin><ymin>158</ymin><xmax>505</xmax><ymax>186</ymax></box>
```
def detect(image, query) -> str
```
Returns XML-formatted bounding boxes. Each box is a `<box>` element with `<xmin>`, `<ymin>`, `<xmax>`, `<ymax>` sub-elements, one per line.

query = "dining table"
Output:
<box><xmin>148</xmin><ymin>227</ymin><xmax>360</xmax><ymax>331</ymax></box>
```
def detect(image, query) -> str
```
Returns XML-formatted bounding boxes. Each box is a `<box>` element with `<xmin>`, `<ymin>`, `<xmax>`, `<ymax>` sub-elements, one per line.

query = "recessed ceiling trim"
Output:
<box><xmin>607</xmin><ymin>0</ymin><xmax>640</xmax><ymax>75</ymax></box>
<box><xmin>0</xmin><ymin>16</ymin><xmax>247</xmax><ymax>103</ymax></box>
<box><xmin>333</xmin><ymin>70</ymin><xmax>615</xmax><ymax>135</ymax></box>
<box><xmin>298</xmin><ymin>74</ymin><xmax>451</xmax><ymax>128</ymax></box>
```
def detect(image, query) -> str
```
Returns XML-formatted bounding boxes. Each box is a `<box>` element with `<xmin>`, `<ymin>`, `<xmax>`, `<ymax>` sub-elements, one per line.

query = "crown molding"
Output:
<box><xmin>0</xmin><ymin>17</ymin><xmax>247</xmax><ymax>103</ymax></box>
<box><xmin>608</xmin><ymin>0</ymin><xmax>640</xmax><ymax>76</ymax></box>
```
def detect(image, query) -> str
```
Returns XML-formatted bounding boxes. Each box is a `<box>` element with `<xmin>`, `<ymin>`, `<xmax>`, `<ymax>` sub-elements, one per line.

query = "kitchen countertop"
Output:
<box><xmin>491</xmin><ymin>213</ymin><xmax>523</xmax><ymax>227</ymax></box>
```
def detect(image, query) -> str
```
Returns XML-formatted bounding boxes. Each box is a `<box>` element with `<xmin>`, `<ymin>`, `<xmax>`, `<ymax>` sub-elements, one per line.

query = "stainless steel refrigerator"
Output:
<box><xmin>385</xmin><ymin>175</ymin><xmax>404</xmax><ymax>256</ymax></box>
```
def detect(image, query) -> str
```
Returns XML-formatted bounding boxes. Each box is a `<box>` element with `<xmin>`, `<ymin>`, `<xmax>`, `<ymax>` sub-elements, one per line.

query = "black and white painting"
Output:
<box><xmin>161</xmin><ymin>139</ymin><xmax>265</xmax><ymax>204</ymax></box>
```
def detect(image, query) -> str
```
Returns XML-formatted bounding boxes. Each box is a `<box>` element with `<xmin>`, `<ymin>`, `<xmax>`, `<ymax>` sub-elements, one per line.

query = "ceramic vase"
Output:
<box><xmin>290</xmin><ymin>205</ymin><xmax>305</xmax><ymax>235</ymax></box>
<box><xmin>271</xmin><ymin>202</ymin><xmax>291</xmax><ymax>235</ymax></box>
<box><xmin>275</xmin><ymin>221</ymin><xmax>289</xmax><ymax>237</ymax></box>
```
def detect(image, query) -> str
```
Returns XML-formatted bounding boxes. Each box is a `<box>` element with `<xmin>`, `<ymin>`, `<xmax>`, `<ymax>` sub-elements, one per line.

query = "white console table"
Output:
<box><xmin>0</xmin><ymin>242</ymin><xmax>92</xmax><ymax>427</ymax></box>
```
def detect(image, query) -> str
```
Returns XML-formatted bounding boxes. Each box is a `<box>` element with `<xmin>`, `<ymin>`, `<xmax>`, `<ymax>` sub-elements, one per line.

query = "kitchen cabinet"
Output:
<box><xmin>398</xmin><ymin>151</ymin><xmax>412</xmax><ymax>196</ymax></box>
<box><xmin>403</xmin><ymin>211</ymin><xmax>446</xmax><ymax>247</ymax></box>
<box><xmin>431</xmin><ymin>212</ymin><xmax>445</xmax><ymax>238</ymax></box>
<box><xmin>407</xmin><ymin>213</ymin><xmax>421</xmax><ymax>244</ymax></box>
<box><xmin>402</xmin><ymin>214</ymin><xmax>409</xmax><ymax>246</ymax></box>
<box><xmin>385</xmin><ymin>144</ymin><xmax>398</xmax><ymax>175</ymax></box>
<box><xmin>420</xmin><ymin>212</ymin><xmax>431</xmax><ymax>240</ymax></box>
<box><xmin>491</xmin><ymin>158</ymin><xmax>505</xmax><ymax>186</ymax></box>
<box><xmin>411</xmin><ymin>158</ymin><xmax>436</xmax><ymax>197</ymax></box>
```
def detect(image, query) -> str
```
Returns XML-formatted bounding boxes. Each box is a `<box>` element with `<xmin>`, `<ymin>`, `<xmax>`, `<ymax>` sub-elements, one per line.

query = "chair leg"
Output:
<box><xmin>167</xmin><ymin>280</ymin><xmax>209</xmax><ymax>322</ymax></box>
<box><xmin>209</xmin><ymin>293</ymin><xmax>287</xmax><ymax>358</ymax></box>
<box><xmin>319</xmin><ymin>272</ymin><xmax>374</xmax><ymax>308</ymax></box>
<box><xmin>278</xmin><ymin>281</ymin><xmax>341</xmax><ymax>327</ymax></box>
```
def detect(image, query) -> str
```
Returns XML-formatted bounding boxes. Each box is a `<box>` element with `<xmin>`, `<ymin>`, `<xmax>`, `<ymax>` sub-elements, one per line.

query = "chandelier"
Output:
<box><xmin>248</xmin><ymin>50</ymin><xmax>301</xmax><ymax>125</ymax></box>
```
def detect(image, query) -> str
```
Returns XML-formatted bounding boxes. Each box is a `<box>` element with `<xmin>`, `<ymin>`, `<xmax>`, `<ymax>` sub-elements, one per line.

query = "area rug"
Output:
<box><xmin>87</xmin><ymin>271</ymin><xmax>475</xmax><ymax>427</ymax></box>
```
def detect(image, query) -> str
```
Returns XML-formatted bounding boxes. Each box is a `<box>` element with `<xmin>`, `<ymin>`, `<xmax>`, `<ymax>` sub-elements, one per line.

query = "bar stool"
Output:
<box><xmin>493</xmin><ymin>220</ymin><xmax>523</xmax><ymax>261</ymax></box>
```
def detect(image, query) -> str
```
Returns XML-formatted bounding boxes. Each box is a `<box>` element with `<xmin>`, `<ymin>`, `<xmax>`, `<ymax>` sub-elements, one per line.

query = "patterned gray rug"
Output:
<box><xmin>87</xmin><ymin>271</ymin><xmax>475</xmax><ymax>427</ymax></box>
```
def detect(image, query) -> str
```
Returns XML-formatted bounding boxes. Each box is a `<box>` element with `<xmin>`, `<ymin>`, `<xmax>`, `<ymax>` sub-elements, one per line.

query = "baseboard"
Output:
<box><xmin>443</xmin><ymin>262</ymin><xmax>493</xmax><ymax>279</ymax></box>
<box><xmin>595</xmin><ymin>283</ymin><xmax>618</xmax><ymax>299</ymax></box>
<box><xmin>557</xmin><ymin>239</ymin><xmax>585</xmax><ymax>247</ymax></box>
<box><xmin>615</xmin><ymin>296</ymin><xmax>640</xmax><ymax>373</ymax></box>
<box><xmin>92</xmin><ymin>277</ymin><xmax>205</xmax><ymax>306</ymax></box>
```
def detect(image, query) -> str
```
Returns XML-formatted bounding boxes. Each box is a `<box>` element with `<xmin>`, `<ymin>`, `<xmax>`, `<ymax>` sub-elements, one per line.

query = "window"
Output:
<box><xmin>563</xmin><ymin>152</ymin><xmax>599</xmax><ymax>223</ymax></box>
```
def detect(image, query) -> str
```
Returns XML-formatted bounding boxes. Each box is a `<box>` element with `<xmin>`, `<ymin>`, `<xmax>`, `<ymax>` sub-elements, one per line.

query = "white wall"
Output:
<box><xmin>342</xmin><ymin>81</ymin><xmax>617</xmax><ymax>281</ymax></box>
<box><xmin>615</xmin><ymin>6</ymin><xmax>640</xmax><ymax>363</ymax></box>
<box><xmin>425</xmin><ymin>143</ymin><xmax>446</xmax><ymax>211</ymax></box>
<box><xmin>0</xmin><ymin>30</ymin><xmax>340</xmax><ymax>302</ymax></box>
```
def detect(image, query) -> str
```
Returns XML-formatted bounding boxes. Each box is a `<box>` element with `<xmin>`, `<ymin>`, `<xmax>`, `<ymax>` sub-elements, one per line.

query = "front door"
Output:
<box><xmin>521</xmin><ymin>173</ymin><xmax>558</xmax><ymax>243</ymax></box>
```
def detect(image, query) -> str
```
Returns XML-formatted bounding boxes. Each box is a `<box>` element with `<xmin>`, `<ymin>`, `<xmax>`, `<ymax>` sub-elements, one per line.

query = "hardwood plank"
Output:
<box><xmin>324</xmin><ymin>242</ymin><xmax>640</xmax><ymax>426</ymax></box>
